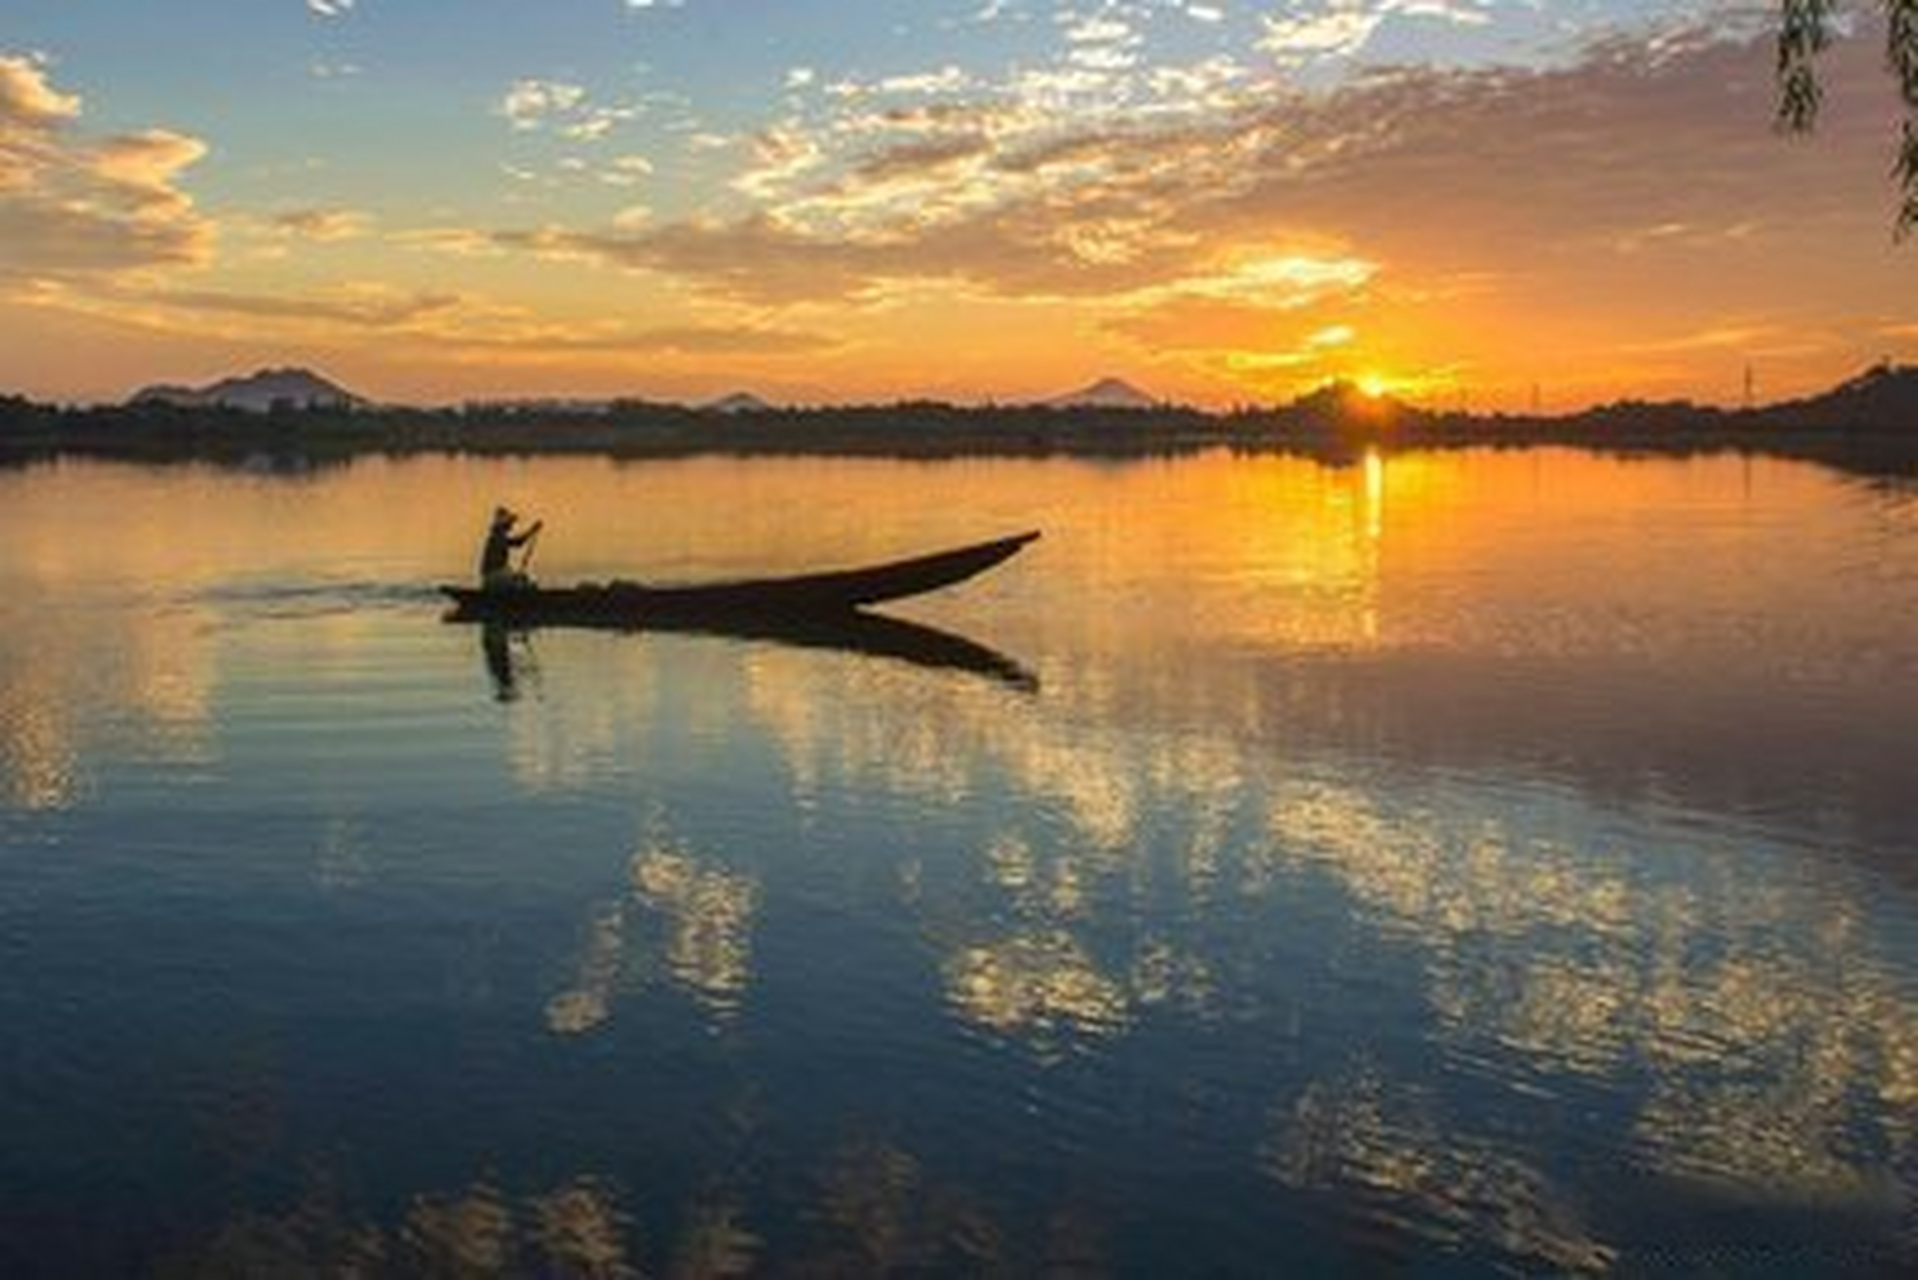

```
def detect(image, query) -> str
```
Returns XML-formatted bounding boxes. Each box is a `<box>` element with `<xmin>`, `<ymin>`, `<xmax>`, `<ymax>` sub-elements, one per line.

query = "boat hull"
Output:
<box><xmin>439</xmin><ymin>530</ymin><xmax>1038</xmax><ymax>623</ymax></box>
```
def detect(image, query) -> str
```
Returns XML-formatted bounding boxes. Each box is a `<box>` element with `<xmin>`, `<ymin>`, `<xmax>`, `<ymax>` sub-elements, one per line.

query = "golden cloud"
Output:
<box><xmin>0</xmin><ymin>54</ymin><xmax>213</xmax><ymax>278</ymax></box>
<box><xmin>264</xmin><ymin>207</ymin><xmax>373</xmax><ymax>242</ymax></box>
<box><xmin>0</xmin><ymin>54</ymin><xmax>80</xmax><ymax>127</ymax></box>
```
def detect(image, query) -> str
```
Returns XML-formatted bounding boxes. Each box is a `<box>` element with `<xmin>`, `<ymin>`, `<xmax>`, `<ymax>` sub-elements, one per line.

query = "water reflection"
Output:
<box><xmin>545</xmin><ymin>831</ymin><xmax>759</xmax><ymax>1035</ymax></box>
<box><xmin>1262</xmin><ymin>773</ymin><xmax>1918</xmax><ymax>1205</ymax></box>
<box><xmin>544</xmin><ymin>902</ymin><xmax>630</xmax><ymax>1036</ymax></box>
<box><xmin>158</xmin><ymin>1139</ymin><xmax>1124</xmax><ymax>1279</ymax></box>
<box><xmin>5</xmin><ymin>453</ymin><xmax>1918</xmax><ymax>1273</ymax></box>
<box><xmin>945</xmin><ymin>928</ymin><xmax>1131</xmax><ymax>1051</ymax></box>
<box><xmin>482</xmin><ymin>623</ymin><xmax>522</xmax><ymax>703</ymax></box>
<box><xmin>466</xmin><ymin>609</ymin><xmax>1038</xmax><ymax>702</ymax></box>
<box><xmin>0</xmin><ymin>597</ymin><xmax>218</xmax><ymax>809</ymax></box>
<box><xmin>668</xmin><ymin>1199</ymin><xmax>761</xmax><ymax>1279</ymax></box>
<box><xmin>1266</xmin><ymin>1065</ymin><xmax>1616</xmax><ymax>1275</ymax></box>
<box><xmin>169</xmin><ymin>1174</ymin><xmax>645</xmax><ymax>1279</ymax></box>
<box><xmin>631</xmin><ymin>840</ymin><xmax>759</xmax><ymax>1020</ymax></box>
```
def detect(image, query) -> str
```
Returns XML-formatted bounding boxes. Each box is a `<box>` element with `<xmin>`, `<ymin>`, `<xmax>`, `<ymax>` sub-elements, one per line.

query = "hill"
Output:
<box><xmin>705</xmin><ymin>391</ymin><xmax>775</xmax><ymax>415</ymax></box>
<box><xmin>1757</xmin><ymin>361</ymin><xmax>1918</xmax><ymax>430</ymax></box>
<box><xmin>1046</xmin><ymin>377</ymin><xmax>1158</xmax><ymax>410</ymax></box>
<box><xmin>132</xmin><ymin>367</ymin><xmax>364</xmax><ymax>413</ymax></box>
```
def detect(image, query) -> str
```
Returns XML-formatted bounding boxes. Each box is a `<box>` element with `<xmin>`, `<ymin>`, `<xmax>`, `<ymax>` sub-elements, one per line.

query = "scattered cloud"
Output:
<box><xmin>88</xmin><ymin>129</ymin><xmax>209</xmax><ymax>213</ymax></box>
<box><xmin>500</xmin><ymin>79</ymin><xmax>588</xmax><ymax>131</ymax></box>
<box><xmin>8</xmin><ymin>7</ymin><xmax>1912</xmax><ymax>404</ymax></box>
<box><xmin>0</xmin><ymin>53</ymin><xmax>213</xmax><ymax>279</ymax></box>
<box><xmin>498</xmin><ymin>78</ymin><xmax>637</xmax><ymax>144</ymax></box>
<box><xmin>561</xmin><ymin>107</ymin><xmax>636</xmax><ymax>142</ymax></box>
<box><xmin>401</xmin><ymin>17</ymin><xmax>1904</xmax><ymax>401</ymax></box>
<box><xmin>0</xmin><ymin>52</ymin><xmax>81</xmax><ymax>124</ymax></box>
<box><xmin>463</xmin><ymin>324</ymin><xmax>836</xmax><ymax>357</ymax></box>
<box><xmin>26</xmin><ymin>268</ymin><xmax>836</xmax><ymax>364</ymax></box>
<box><xmin>601</xmin><ymin>154</ymin><xmax>654</xmax><ymax>187</ymax></box>
<box><xmin>262</xmin><ymin>207</ymin><xmax>372</xmax><ymax>241</ymax></box>
<box><xmin>1259</xmin><ymin>6</ymin><xmax>1389</xmax><ymax>63</ymax></box>
<box><xmin>1102</xmin><ymin>251</ymin><xmax>1378</xmax><ymax>355</ymax></box>
<box><xmin>143</xmin><ymin>282</ymin><xmax>460</xmax><ymax>329</ymax></box>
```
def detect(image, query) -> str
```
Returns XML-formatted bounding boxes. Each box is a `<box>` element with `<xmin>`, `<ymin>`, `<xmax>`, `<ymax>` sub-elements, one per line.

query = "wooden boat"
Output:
<box><xmin>440</xmin><ymin>530</ymin><xmax>1039</xmax><ymax>624</ymax></box>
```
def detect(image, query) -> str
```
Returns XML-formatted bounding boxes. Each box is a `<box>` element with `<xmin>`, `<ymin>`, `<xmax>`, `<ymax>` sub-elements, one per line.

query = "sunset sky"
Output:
<box><xmin>1</xmin><ymin>0</ymin><xmax>1912</xmax><ymax>409</ymax></box>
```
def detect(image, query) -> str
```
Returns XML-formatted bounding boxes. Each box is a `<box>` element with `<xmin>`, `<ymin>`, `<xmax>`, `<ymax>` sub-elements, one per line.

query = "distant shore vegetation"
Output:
<box><xmin>2</xmin><ymin>365</ymin><xmax>1914</xmax><ymax>480</ymax></box>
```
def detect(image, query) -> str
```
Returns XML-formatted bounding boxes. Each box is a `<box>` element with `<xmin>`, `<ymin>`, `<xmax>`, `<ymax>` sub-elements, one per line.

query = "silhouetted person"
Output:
<box><xmin>480</xmin><ymin>506</ymin><xmax>542</xmax><ymax>588</ymax></box>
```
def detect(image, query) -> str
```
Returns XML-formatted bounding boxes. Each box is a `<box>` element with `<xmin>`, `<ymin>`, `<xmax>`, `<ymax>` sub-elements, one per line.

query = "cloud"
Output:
<box><xmin>419</xmin><ymin>210</ymin><xmax>1197</xmax><ymax>309</ymax></box>
<box><xmin>89</xmin><ymin>129</ymin><xmax>208</xmax><ymax>212</ymax></box>
<box><xmin>445</xmin><ymin>324</ymin><xmax>838</xmax><ymax>358</ymax></box>
<box><xmin>432</xmin><ymin>15</ymin><xmax>1896</xmax><ymax>404</ymax></box>
<box><xmin>144</xmin><ymin>283</ymin><xmax>460</xmax><ymax>328</ymax></box>
<box><xmin>19</xmin><ymin>276</ymin><xmax>464</xmax><ymax>333</ymax></box>
<box><xmin>39</xmin><ymin>270</ymin><xmax>838</xmax><ymax>364</ymax></box>
<box><xmin>1101</xmin><ymin>252</ymin><xmax>1379</xmax><ymax>355</ymax></box>
<box><xmin>1103</xmin><ymin>295</ymin><xmax>1323</xmax><ymax>354</ymax></box>
<box><xmin>498</xmin><ymin>78</ymin><xmax>637</xmax><ymax>144</ymax></box>
<box><xmin>306</xmin><ymin>0</ymin><xmax>357</xmax><ymax>18</ymax></box>
<box><xmin>0</xmin><ymin>53</ymin><xmax>80</xmax><ymax>125</ymax></box>
<box><xmin>261</xmin><ymin>207</ymin><xmax>372</xmax><ymax>241</ymax></box>
<box><xmin>51</xmin><ymin>10</ymin><xmax>1882</xmax><ymax>405</ymax></box>
<box><xmin>0</xmin><ymin>53</ymin><xmax>213</xmax><ymax>278</ymax></box>
<box><xmin>1259</xmin><ymin>7</ymin><xmax>1388</xmax><ymax>62</ymax></box>
<box><xmin>600</xmin><ymin>155</ymin><xmax>654</xmax><ymax>186</ymax></box>
<box><xmin>500</xmin><ymin>79</ymin><xmax>588</xmax><ymax>131</ymax></box>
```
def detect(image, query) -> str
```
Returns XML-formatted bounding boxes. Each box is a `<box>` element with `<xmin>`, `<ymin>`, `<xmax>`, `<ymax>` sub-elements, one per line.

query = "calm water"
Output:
<box><xmin>2</xmin><ymin>450</ymin><xmax>1916</xmax><ymax>1277</ymax></box>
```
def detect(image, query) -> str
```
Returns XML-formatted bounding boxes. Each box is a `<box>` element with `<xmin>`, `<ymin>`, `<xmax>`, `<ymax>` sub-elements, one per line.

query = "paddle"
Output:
<box><xmin>517</xmin><ymin>524</ymin><xmax>542</xmax><ymax>577</ymax></box>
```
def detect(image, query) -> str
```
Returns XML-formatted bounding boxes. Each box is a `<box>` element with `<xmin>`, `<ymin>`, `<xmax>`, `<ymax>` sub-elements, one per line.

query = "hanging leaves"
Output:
<box><xmin>1778</xmin><ymin>0</ymin><xmax>1918</xmax><ymax>234</ymax></box>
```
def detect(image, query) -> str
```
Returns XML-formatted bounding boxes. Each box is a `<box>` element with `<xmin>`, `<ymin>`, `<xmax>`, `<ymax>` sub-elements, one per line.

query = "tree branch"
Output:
<box><xmin>1777</xmin><ymin>0</ymin><xmax>1836</xmax><ymax>131</ymax></box>
<box><xmin>1778</xmin><ymin>1</ymin><xmax>1918</xmax><ymax>234</ymax></box>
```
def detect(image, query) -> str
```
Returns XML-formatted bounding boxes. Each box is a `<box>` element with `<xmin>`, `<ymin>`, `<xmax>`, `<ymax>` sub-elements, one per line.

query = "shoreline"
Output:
<box><xmin>3</xmin><ymin>397</ymin><xmax>1914</xmax><ymax>479</ymax></box>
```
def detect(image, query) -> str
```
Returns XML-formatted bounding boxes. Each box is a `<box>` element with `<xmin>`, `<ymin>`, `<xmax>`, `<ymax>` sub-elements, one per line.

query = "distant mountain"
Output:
<box><xmin>1046</xmin><ymin>377</ymin><xmax>1157</xmax><ymax>410</ymax></box>
<box><xmin>705</xmin><ymin>391</ymin><xmax>774</xmax><ymax>414</ymax></box>
<box><xmin>1759</xmin><ymin>361</ymin><xmax>1918</xmax><ymax>430</ymax></box>
<box><xmin>132</xmin><ymin>367</ymin><xmax>364</xmax><ymax>413</ymax></box>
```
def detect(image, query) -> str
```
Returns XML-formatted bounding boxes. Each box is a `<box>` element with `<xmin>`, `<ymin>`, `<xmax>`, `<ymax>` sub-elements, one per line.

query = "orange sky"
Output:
<box><xmin>0</xmin><ymin>6</ymin><xmax>1913</xmax><ymax>409</ymax></box>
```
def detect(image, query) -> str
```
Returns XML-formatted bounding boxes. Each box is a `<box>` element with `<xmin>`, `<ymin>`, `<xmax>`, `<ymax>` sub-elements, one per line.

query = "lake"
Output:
<box><xmin>2</xmin><ymin>449</ymin><xmax>1915</xmax><ymax>1276</ymax></box>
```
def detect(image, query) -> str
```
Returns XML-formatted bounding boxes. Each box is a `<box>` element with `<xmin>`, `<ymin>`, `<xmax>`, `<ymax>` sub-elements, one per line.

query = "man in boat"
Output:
<box><xmin>480</xmin><ymin>506</ymin><xmax>543</xmax><ymax>589</ymax></box>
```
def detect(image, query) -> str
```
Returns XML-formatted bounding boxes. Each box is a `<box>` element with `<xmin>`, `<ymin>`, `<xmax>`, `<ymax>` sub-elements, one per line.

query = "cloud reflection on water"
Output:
<box><xmin>5</xmin><ymin>452</ymin><xmax>1918</xmax><ymax>1272</ymax></box>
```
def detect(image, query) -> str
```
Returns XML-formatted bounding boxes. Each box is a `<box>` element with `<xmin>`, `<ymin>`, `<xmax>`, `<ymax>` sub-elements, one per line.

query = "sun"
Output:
<box><xmin>1355</xmin><ymin>372</ymin><xmax>1392</xmax><ymax>399</ymax></box>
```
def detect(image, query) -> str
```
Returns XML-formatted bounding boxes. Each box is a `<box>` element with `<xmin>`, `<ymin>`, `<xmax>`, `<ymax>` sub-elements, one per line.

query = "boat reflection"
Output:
<box><xmin>464</xmin><ymin>611</ymin><xmax>1038</xmax><ymax>699</ymax></box>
